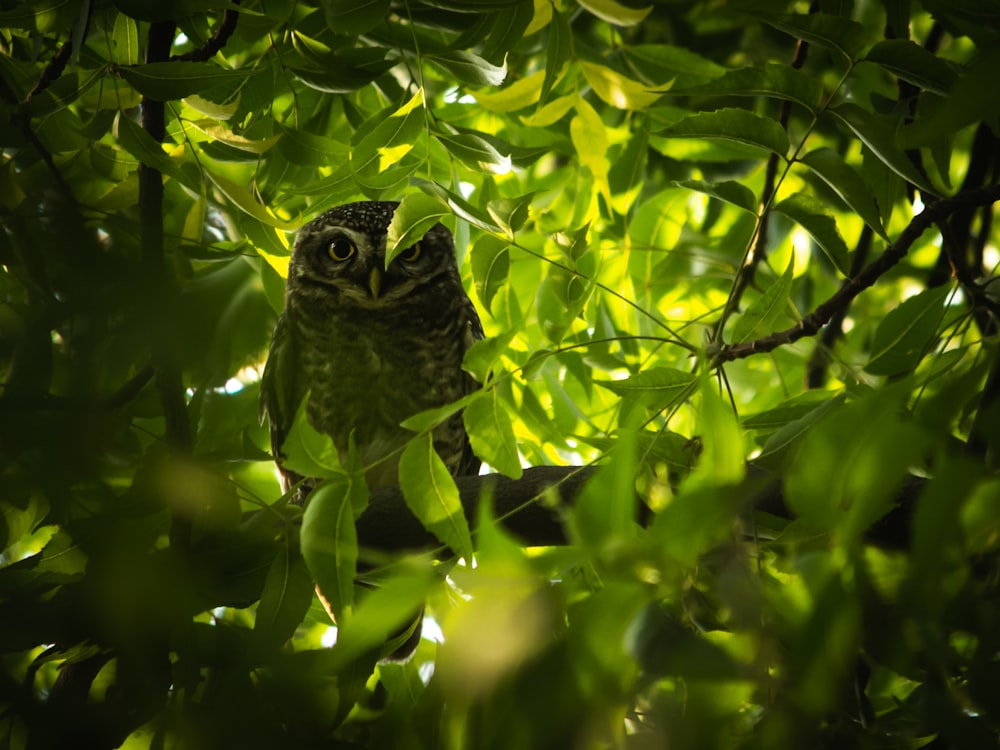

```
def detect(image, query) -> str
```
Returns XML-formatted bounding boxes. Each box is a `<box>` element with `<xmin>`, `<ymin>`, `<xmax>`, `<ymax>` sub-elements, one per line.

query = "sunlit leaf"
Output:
<box><xmin>399</xmin><ymin>434</ymin><xmax>474</xmax><ymax>561</ymax></box>
<box><xmin>471</xmin><ymin>234</ymin><xmax>510</xmax><ymax>314</ymax></box>
<box><xmin>580</xmin><ymin>60</ymin><xmax>671</xmax><ymax>110</ymax></box>
<box><xmin>578</xmin><ymin>0</ymin><xmax>652</xmax><ymax>26</ymax></box>
<box><xmin>386</xmin><ymin>193</ymin><xmax>450</xmax><ymax>265</ymax></box>
<box><xmin>674</xmin><ymin>179</ymin><xmax>756</xmax><ymax>213</ymax></box>
<box><xmin>772</xmin><ymin>194</ymin><xmax>850</xmax><ymax>275</ymax></box>
<box><xmin>595</xmin><ymin>367</ymin><xmax>697</xmax><ymax>410</ymax></box>
<box><xmin>428</xmin><ymin>51</ymin><xmax>507</xmax><ymax>87</ymax></box>
<box><xmin>464</xmin><ymin>389</ymin><xmax>522</xmax><ymax>479</ymax></box>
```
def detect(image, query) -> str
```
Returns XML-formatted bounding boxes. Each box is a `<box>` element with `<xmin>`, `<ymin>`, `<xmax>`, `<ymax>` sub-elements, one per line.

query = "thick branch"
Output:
<box><xmin>356</xmin><ymin>465</ymin><xmax>919</xmax><ymax>554</ymax></box>
<box><xmin>715</xmin><ymin>184</ymin><xmax>1000</xmax><ymax>364</ymax></box>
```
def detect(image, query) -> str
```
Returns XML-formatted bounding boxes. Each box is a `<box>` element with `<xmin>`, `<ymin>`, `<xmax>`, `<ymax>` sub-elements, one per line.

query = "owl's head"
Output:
<box><xmin>286</xmin><ymin>201</ymin><xmax>459</xmax><ymax>309</ymax></box>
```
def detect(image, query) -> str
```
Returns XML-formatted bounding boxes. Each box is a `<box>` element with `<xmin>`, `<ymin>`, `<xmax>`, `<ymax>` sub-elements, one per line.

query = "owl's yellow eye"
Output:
<box><xmin>328</xmin><ymin>239</ymin><xmax>356</xmax><ymax>262</ymax></box>
<box><xmin>399</xmin><ymin>242</ymin><xmax>422</xmax><ymax>262</ymax></box>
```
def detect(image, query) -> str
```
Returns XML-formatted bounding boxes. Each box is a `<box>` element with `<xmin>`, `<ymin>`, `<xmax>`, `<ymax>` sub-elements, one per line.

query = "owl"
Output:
<box><xmin>260</xmin><ymin>200</ymin><xmax>483</xmax><ymax>658</ymax></box>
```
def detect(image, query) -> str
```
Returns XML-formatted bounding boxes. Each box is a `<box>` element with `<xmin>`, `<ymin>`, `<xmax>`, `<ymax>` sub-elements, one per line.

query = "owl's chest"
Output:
<box><xmin>298</xmin><ymin>307</ymin><xmax>467</xmax><ymax>449</ymax></box>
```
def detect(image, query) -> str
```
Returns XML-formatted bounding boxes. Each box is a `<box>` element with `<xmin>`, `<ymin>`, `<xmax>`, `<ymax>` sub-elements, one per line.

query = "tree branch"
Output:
<box><xmin>171</xmin><ymin>1</ymin><xmax>242</xmax><ymax>62</ymax></box>
<box><xmin>714</xmin><ymin>184</ymin><xmax>1000</xmax><ymax>364</ymax></box>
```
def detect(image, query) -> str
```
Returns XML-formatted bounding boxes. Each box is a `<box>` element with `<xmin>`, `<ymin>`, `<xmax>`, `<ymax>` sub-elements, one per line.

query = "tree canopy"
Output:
<box><xmin>1</xmin><ymin>0</ymin><xmax>1000</xmax><ymax>747</ymax></box>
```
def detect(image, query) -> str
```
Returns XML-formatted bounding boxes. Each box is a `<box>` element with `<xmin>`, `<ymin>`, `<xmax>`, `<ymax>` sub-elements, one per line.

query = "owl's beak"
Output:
<box><xmin>368</xmin><ymin>266</ymin><xmax>382</xmax><ymax>300</ymax></box>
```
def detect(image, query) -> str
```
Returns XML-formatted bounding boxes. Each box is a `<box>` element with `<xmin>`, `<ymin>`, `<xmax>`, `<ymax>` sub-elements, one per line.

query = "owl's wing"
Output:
<box><xmin>259</xmin><ymin>313</ymin><xmax>302</xmax><ymax>489</ymax></box>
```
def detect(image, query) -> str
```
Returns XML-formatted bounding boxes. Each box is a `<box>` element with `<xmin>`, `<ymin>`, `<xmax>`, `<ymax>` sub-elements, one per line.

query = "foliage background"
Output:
<box><xmin>1</xmin><ymin>0</ymin><xmax>999</xmax><ymax>747</ymax></box>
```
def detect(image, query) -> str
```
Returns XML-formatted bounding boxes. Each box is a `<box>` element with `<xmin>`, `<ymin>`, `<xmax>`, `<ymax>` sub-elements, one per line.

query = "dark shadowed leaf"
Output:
<box><xmin>866</xmin><ymin>285</ymin><xmax>952</xmax><ymax>376</ymax></box>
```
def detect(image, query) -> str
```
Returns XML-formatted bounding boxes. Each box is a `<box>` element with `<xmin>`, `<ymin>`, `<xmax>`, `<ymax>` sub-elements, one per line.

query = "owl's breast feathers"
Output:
<box><xmin>261</xmin><ymin>271</ymin><xmax>482</xmax><ymax>490</ymax></box>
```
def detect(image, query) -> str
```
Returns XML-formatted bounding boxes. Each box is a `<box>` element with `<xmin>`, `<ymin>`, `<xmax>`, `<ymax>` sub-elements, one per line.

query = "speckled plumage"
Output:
<box><xmin>260</xmin><ymin>201</ymin><xmax>483</xmax><ymax>660</ymax></box>
<box><xmin>261</xmin><ymin>200</ymin><xmax>484</xmax><ymax>495</ymax></box>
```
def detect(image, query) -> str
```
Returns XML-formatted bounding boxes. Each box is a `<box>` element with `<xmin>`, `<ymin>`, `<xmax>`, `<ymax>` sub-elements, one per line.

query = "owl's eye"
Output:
<box><xmin>398</xmin><ymin>242</ymin><xmax>422</xmax><ymax>262</ymax></box>
<box><xmin>328</xmin><ymin>239</ymin><xmax>356</xmax><ymax>262</ymax></box>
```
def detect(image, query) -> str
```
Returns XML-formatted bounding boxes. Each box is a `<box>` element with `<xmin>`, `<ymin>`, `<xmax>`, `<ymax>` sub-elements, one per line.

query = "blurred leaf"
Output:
<box><xmin>866</xmin><ymin>285</ymin><xmax>952</xmax><ymax>376</ymax></box>
<box><xmin>321</xmin><ymin>0</ymin><xmax>392</xmax><ymax>34</ymax></box>
<box><xmin>464</xmin><ymin>389</ymin><xmax>522</xmax><ymax>479</ymax></box>
<box><xmin>572</xmin><ymin>425</ymin><xmax>638</xmax><ymax>548</ymax></box>
<box><xmin>732</xmin><ymin>254</ymin><xmax>794</xmax><ymax>344</ymax></box>
<box><xmin>399</xmin><ymin>434</ymin><xmax>474</xmax><ymax>561</ymax></box>
<box><xmin>255</xmin><ymin>540</ymin><xmax>314</xmax><ymax>646</ymax></box>
<box><xmin>578</xmin><ymin>0</ymin><xmax>652</xmax><ymax>25</ymax></box>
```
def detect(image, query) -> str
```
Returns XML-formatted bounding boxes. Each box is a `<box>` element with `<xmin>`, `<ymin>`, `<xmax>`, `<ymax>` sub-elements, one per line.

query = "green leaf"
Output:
<box><xmin>732</xmin><ymin>254</ymin><xmax>794</xmax><ymax>344</ymax></box>
<box><xmin>865</xmin><ymin>285</ymin><xmax>952</xmax><ymax>376</ymax></box>
<box><xmin>398</xmin><ymin>434</ymin><xmax>474</xmax><ymax>561</ymax></box>
<box><xmin>798</xmin><ymin>147</ymin><xmax>887</xmax><ymax>239</ymax></box>
<box><xmin>117</xmin><ymin>61</ymin><xmax>250</xmax><ymax>100</ymax></box>
<box><xmin>327</xmin><ymin>569</ymin><xmax>434</xmax><ymax>667</ymax></box>
<box><xmin>254</xmin><ymin>541</ymin><xmax>314</xmax><ymax>647</ymax></box>
<box><xmin>749</xmin><ymin>11</ymin><xmax>868</xmax><ymax>61</ymax></box>
<box><xmin>473</xmin><ymin>70</ymin><xmax>545</xmax><ymax>112</ymax></box>
<box><xmin>674</xmin><ymin>179</ymin><xmax>756</xmax><ymax>213</ymax></box>
<box><xmin>690</xmin><ymin>382</ymin><xmax>745</xmax><ymax>487</ymax></box>
<box><xmin>279</xmin><ymin>394</ymin><xmax>343</xmax><ymax>479</ymax></box>
<box><xmin>436</xmin><ymin>132</ymin><xmax>512</xmax><ymax>174</ymax></box>
<box><xmin>300</xmin><ymin>476</ymin><xmax>366</xmax><ymax>623</ymax></box>
<box><xmin>386</xmin><ymin>193</ymin><xmax>451</xmax><ymax>265</ymax></box>
<box><xmin>111</xmin><ymin>13</ymin><xmax>139</xmax><ymax>66</ymax></box>
<box><xmin>428</xmin><ymin>51</ymin><xmax>507</xmax><ymax>87</ymax></box>
<box><xmin>462</xmin><ymin>332</ymin><xmax>515</xmax><ymax>383</ymax></box>
<box><xmin>116</xmin><ymin>114</ymin><xmax>199</xmax><ymax>191</ymax></box>
<box><xmin>578</xmin><ymin>0</ymin><xmax>652</xmax><ymax>25</ymax></box>
<box><xmin>658</xmin><ymin>108</ymin><xmax>789</xmax><ymax>158</ymax></box>
<box><xmin>399</xmin><ymin>391</ymin><xmax>481</xmax><ymax>433</ymax></box>
<box><xmin>351</xmin><ymin>90</ymin><xmax>426</xmax><ymax>184</ymax></box>
<box><xmin>772</xmin><ymin>194</ymin><xmax>850</xmax><ymax>275</ymax></box>
<box><xmin>671</xmin><ymin>62</ymin><xmax>824</xmax><ymax>113</ymax></box>
<box><xmin>471</xmin><ymin>234</ymin><xmax>510</xmax><ymax>315</ymax></box>
<box><xmin>206</xmin><ymin>170</ymin><xmax>298</xmax><ymax>230</ymax></box>
<box><xmin>594</xmin><ymin>367</ymin><xmax>698</xmax><ymax>410</ymax></box>
<box><xmin>827</xmin><ymin>103</ymin><xmax>940</xmax><ymax>196</ymax></box>
<box><xmin>540</xmin><ymin>9</ymin><xmax>572</xmax><ymax>104</ymax></box>
<box><xmin>321</xmin><ymin>0</ymin><xmax>392</xmax><ymax>34</ymax></box>
<box><xmin>580</xmin><ymin>60</ymin><xmax>671</xmax><ymax>109</ymax></box>
<box><xmin>864</xmin><ymin>40</ymin><xmax>956</xmax><ymax>96</ymax></box>
<box><xmin>572</xmin><ymin>426</ymin><xmax>638</xmax><ymax>548</ymax></box>
<box><xmin>753</xmin><ymin>392</ymin><xmax>847</xmax><ymax>469</ymax></box>
<box><xmin>463</xmin><ymin>389</ymin><xmax>522</xmax><ymax>479</ymax></box>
